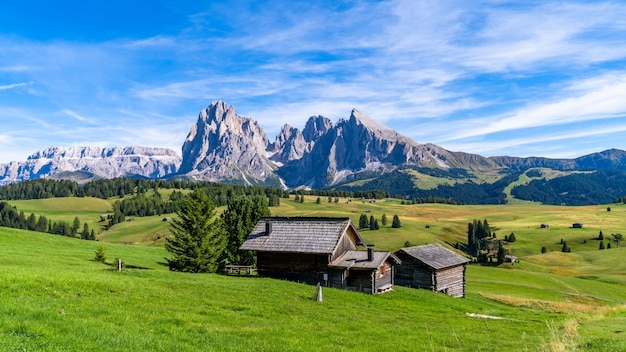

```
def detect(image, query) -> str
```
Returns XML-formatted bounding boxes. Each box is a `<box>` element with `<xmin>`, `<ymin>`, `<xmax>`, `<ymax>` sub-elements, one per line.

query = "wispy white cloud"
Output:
<box><xmin>440</xmin><ymin>72</ymin><xmax>626</xmax><ymax>141</ymax></box>
<box><xmin>0</xmin><ymin>82</ymin><xmax>29</xmax><ymax>91</ymax></box>
<box><xmin>62</xmin><ymin>109</ymin><xmax>94</xmax><ymax>124</ymax></box>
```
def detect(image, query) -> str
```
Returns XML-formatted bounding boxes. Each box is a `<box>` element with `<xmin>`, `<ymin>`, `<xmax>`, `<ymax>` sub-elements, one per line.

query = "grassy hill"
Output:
<box><xmin>2</xmin><ymin>227</ymin><xmax>626</xmax><ymax>351</ymax></box>
<box><xmin>4</xmin><ymin>194</ymin><xmax>626</xmax><ymax>350</ymax></box>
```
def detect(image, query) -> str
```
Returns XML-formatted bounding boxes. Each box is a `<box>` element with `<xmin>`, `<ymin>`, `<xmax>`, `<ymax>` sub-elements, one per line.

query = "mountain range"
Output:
<box><xmin>2</xmin><ymin>100</ymin><xmax>626</xmax><ymax>204</ymax></box>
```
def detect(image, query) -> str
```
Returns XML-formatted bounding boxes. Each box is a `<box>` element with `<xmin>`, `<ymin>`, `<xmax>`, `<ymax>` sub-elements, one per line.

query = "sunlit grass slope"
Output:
<box><xmin>4</xmin><ymin>227</ymin><xmax>626</xmax><ymax>351</ymax></box>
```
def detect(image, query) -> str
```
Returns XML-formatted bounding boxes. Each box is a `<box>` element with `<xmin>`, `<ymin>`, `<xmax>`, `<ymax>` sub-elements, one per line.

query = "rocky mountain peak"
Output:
<box><xmin>302</xmin><ymin>115</ymin><xmax>332</xmax><ymax>142</ymax></box>
<box><xmin>178</xmin><ymin>101</ymin><xmax>277</xmax><ymax>185</ymax></box>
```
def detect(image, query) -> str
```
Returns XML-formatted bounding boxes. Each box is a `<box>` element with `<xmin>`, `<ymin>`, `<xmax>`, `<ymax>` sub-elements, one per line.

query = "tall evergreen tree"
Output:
<box><xmin>392</xmin><ymin>215</ymin><xmax>402</xmax><ymax>228</ymax></box>
<box><xmin>165</xmin><ymin>189</ymin><xmax>225</xmax><ymax>273</ymax></box>
<box><xmin>381</xmin><ymin>213</ymin><xmax>388</xmax><ymax>226</ymax></box>
<box><xmin>82</xmin><ymin>223</ymin><xmax>90</xmax><ymax>240</ymax></box>
<box><xmin>497</xmin><ymin>241</ymin><xmax>506</xmax><ymax>264</ymax></box>
<box><xmin>71</xmin><ymin>216</ymin><xmax>81</xmax><ymax>237</ymax></box>
<box><xmin>369</xmin><ymin>215</ymin><xmax>375</xmax><ymax>229</ymax></box>
<box><xmin>359</xmin><ymin>214</ymin><xmax>369</xmax><ymax>229</ymax></box>
<box><xmin>220</xmin><ymin>195</ymin><xmax>270</xmax><ymax>268</ymax></box>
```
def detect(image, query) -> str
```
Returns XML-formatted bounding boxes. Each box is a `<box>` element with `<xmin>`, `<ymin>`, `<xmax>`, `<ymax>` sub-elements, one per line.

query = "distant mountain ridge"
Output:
<box><xmin>1</xmin><ymin>100</ymin><xmax>626</xmax><ymax>205</ymax></box>
<box><xmin>0</xmin><ymin>146</ymin><xmax>180</xmax><ymax>185</ymax></box>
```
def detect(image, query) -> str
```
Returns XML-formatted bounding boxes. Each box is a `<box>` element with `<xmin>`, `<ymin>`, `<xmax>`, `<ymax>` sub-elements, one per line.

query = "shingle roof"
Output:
<box><xmin>328</xmin><ymin>250</ymin><xmax>399</xmax><ymax>270</ymax></box>
<box><xmin>239</xmin><ymin>217</ymin><xmax>364</xmax><ymax>254</ymax></box>
<box><xmin>398</xmin><ymin>243</ymin><xmax>470</xmax><ymax>269</ymax></box>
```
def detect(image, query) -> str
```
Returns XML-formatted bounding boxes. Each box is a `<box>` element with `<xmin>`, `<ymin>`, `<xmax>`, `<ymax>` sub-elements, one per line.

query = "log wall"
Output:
<box><xmin>257</xmin><ymin>252</ymin><xmax>329</xmax><ymax>285</ymax></box>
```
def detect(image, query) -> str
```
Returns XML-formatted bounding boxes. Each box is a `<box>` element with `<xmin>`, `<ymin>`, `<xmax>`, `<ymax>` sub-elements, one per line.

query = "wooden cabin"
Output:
<box><xmin>394</xmin><ymin>243</ymin><xmax>470</xmax><ymax>298</ymax></box>
<box><xmin>240</xmin><ymin>217</ymin><xmax>398</xmax><ymax>294</ymax></box>
<box><xmin>328</xmin><ymin>245</ymin><xmax>400</xmax><ymax>294</ymax></box>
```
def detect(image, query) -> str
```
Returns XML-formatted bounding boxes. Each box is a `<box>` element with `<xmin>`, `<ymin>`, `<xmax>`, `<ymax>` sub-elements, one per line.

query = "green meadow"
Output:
<box><xmin>3</xmin><ymin>194</ymin><xmax>626</xmax><ymax>350</ymax></box>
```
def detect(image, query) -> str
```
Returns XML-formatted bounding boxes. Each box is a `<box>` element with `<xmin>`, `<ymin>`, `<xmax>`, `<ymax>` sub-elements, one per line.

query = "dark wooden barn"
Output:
<box><xmin>240</xmin><ymin>217</ymin><xmax>398</xmax><ymax>294</ymax></box>
<box><xmin>394</xmin><ymin>243</ymin><xmax>470</xmax><ymax>298</ymax></box>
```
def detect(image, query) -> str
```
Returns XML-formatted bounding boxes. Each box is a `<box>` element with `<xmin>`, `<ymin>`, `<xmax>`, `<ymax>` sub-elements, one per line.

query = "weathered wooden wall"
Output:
<box><xmin>257</xmin><ymin>252</ymin><xmax>329</xmax><ymax>285</ymax></box>
<box><xmin>346</xmin><ymin>270</ymin><xmax>375</xmax><ymax>294</ymax></box>
<box><xmin>394</xmin><ymin>252</ymin><xmax>467</xmax><ymax>297</ymax></box>
<box><xmin>434</xmin><ymin>265</ymin><xmax>466</xmax><ymax>298</ymax></box>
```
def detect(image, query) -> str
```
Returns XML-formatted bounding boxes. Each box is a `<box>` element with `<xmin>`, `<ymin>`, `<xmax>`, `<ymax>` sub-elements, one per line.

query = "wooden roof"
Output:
<box><xmin>397</xmin><ymin>243</ymin><xmax>470</xmax><ymax>269</ymax></box>
<box><xmin>239</xmin><ymin>217</ymin><xmax>364</xmax><ymax>254</ymax></box>
<box><xmin>329</xmin><ymin>250</ymin><xmax>400</xmax><ymax>270</ymax></box>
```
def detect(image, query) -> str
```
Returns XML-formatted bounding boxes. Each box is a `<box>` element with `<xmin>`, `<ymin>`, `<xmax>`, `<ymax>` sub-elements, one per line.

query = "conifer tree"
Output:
<box><xmin>165</xmin><ymin>189</ymin><xmax>225</xmax><ymax>273</ymax></box>
<box><xmin>82</xmin><ymin>223</ymin><xmax>90</xmax><ymax>240</ymax></box>
<box><xmin>359</xmin><ymin>214</ymin><xmax>369</xmax><ymax>229</ymax></box>
<box><xmin>599</xmin><ymin>241</ymin><xmax>605</xmax><ymax>250</ymax></box>
<box><xmin>392</xmin><ymin>215</ymin><xmax>402</xmax><ymax>228</ymax></box>
<box><xmin>220</xmin><ymin>195</ymin><xmax>270</xmax><ymax>268</ymax></box>
<box><xmin>94</xmin><ymin>244</ymin><xmax>106</xmax><ymax>263</ymax></box>
<box><xmin>497</xmin><ymin>241</ymin><xmax>506</xmax><ymax>264</ymax></box>
<box><xmin>381</xmin><ymin>213</ymin><xmax>388</xmax><ymax>226</ymax></box>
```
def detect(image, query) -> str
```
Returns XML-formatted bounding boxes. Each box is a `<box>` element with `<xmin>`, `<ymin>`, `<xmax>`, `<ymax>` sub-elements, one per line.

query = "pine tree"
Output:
<box><xmin>373</xmin><ymin>219</ymin><xmax>380</xmax><ymax>230</ymax></box>
<box><xmin>508</xmin><ymin>233</ymin><xmax>516</xmax><ymax>242</ymax></box>
<box><xmin>94</xmin><ymin>244</ymin><xmax>106</xmax><ymax>263</ymax></box>
<box><xmin>359</xmin><ymin>214</ymin><xmax>369</xmax><ymax>229</ymax></box>
<box><xmin>220</xmin><ymin>195</ymin><xmax>270</xmax><ymax>268</ymax></box>
<box><xmin>316</xmin><ymin>197</ymin><xmax>321</xmax><ymax>204</ymax></box>
<box><xmin>369</xmin><ymin>215</ymin><xmax>375</xmax><ymax>229</ymax></box>
<box><xmin>381</xmin><ymin>213</ymin><xmax>388</xmax><ymax>226</ymax></box>
<box><xmin>599</xmin><ymin>241</ymin><xmax>605</xmax><ymax>250</ymax></box>
<box><xmin>497</xmin><ymin>241</ymin><xmax>506</xmax><ymax>264</ymax></box>
<box><xmin>165</xmin><ymin>189</ymin><xmax>225</xmax><ymax>273</ymax></box>
<box><xmin>598</xmin><ymin>231</ymin><xmax>604</xmax><ymax>240</ymax></box>
<box><xmin>81</xmin><ymin>223</ymin><xmax>90</xmax><ymax>240</ymax></box>
<box><xmin>71</xmin><ymin>216</ymin><xmax>81</xmax><ymax>237</ymax></box>
<box><xmin>392</xmin><ymin>215</ymin><xmax>402</xmax><ymax>228</ymax></box>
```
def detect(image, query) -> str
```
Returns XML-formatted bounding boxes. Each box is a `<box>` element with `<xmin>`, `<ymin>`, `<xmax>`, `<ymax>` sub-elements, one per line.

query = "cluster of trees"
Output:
<box><xmin>338</xmin><ymin>169</ymin><xmax>518</xmax><ymax>204</ymax></box>
<box><xmin>512</xmin><ymin>169</ymin><xmax>626</xmax><ymax>205</ymax></box>
<box><xmin>467</xmin><ymin>219</ymin><xmax>492</xmax><ymax>257</ymax></box>
<box><xmin>357</xmin><ymin>213</ymin><xmax>400</xmax><ymax>230</ymax></box>
<box><xmin>165</xmin><ymin>190</ymin><xmax>270</xmax><ymax>273</ymax></box>
<box><xmin>0</xmin><ymin>179</ymin><xmax>290</xmax><ymax>206</ymax></box>
<box><xmin>0</xmin><ymin>201</ymin><xmax>95</xmax><ymax>240</ymax></box>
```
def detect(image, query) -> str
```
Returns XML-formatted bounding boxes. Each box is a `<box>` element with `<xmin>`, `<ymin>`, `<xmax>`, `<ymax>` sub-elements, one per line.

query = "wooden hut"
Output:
<box><xmin>240</xmin><ymin>217</ymin><xmax>398</xmax><ymax>294</ymax></box>
<box><xmin>394</xmin><ymin>243</ymin><xmax>470</xmax><ymax>298</ymax></box>
<box><xmin>328</xmin><ymin>245</ymin><xmax>400</xmax><ymax>294</ymax></box>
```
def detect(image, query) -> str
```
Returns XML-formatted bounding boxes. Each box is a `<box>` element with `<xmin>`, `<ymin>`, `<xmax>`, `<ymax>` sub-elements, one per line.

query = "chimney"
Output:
<box><xmin>367</xmin><ymin>244</ymin><xmax>374</xmax><ymax>261</ymax></box>
<box><xmin>265</xmin><ymin>221</ymin><xmax>272</xmax><ymax>235</ymax></box>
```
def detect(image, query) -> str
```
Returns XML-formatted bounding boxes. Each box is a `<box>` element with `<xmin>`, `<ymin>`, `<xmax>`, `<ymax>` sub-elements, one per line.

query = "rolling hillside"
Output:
<box><xmin>2</xmin><ymin>227</ymin><xmax>626</xmax><ymax>351</ymax></box>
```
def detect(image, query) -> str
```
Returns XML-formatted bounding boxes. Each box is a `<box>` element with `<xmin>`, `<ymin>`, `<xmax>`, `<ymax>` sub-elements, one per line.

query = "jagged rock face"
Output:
<box><xmin>269</xmin><ymin>124</ymin><xmax>307</xmax><ymax>164</ymax></box>
<box><xmin>178</xmin><ymin>101</ymin><xmax>276</xmax><ymax>184</ymax></box>
<box><xmin>302</xmin><ymin>115</ymin><xmax>332</xmax><ymax>142</ymax></box>
<box><xmin>0</xmin><ymin>146</ymin><xmax>181</xmax><ymax>184</ymax></box>
<box><xmin>278</xmin><ymin>109</ymin><xmax>458</xmax><ymax>187</ymax></box>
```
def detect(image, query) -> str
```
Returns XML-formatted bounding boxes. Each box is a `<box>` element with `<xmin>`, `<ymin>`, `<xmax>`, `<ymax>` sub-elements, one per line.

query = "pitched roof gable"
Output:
<box><xmin>329</xmin><ymin>250</ymin><xmax>400</xmax><ymax>270</ymax></box>
<box><xmin>240</xmin><ymin>217</ymin><xmax>364</xmax><ymax>254</ymax></box>
<box><xmin>398</xmin><ymin>243</ymin><xmax>470</xmax><ymax>269</ymax></box>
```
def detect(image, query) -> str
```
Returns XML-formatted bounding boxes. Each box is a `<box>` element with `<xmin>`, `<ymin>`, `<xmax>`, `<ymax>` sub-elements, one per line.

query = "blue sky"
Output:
<box><xmin>2</xmin><ymin>0</ymin><xmax>626</xmax><ymax>163</ymax></box>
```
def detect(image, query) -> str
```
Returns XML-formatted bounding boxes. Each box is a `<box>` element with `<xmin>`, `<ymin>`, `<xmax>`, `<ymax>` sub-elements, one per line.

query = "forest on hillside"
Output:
<box><xmin>511</xmin><ymin>169</ymin><xmax>626</xmax><ymax>205</ymax></box>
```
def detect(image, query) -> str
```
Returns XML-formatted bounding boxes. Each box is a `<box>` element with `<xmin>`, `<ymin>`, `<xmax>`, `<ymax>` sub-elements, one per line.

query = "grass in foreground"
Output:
<box><xmin>2</xmin><ymin>227</ymin><xmax>626</xmax><ymax>351</ymax></box>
